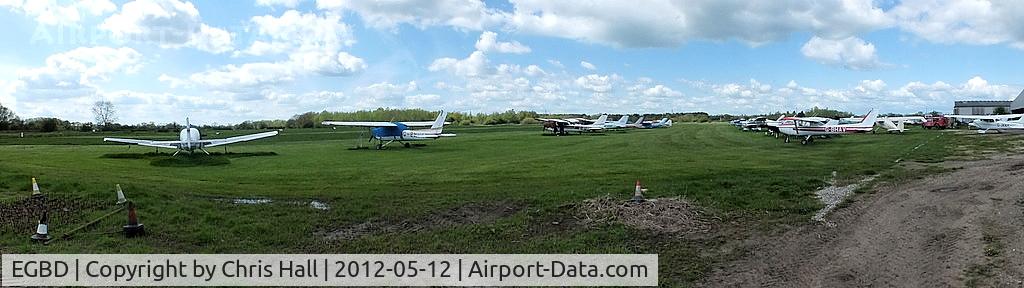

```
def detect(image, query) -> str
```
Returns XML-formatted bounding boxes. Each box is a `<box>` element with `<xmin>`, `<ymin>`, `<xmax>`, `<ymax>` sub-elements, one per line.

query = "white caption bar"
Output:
<box><xmin>1</xmin><ymin>254</ymin><xmax>657</xmax><ymax>286</ymax></box>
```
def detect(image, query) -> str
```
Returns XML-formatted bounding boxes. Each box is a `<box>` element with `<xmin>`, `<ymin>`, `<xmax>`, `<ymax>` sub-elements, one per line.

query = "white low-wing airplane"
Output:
<box><xmin>322</xmin><ymin>110</ymin><xmax>456</xmax><ymax>149</ymax></box>
<box><xmin>104</xmin><ymin>119</ymin><xmax>279</xmax><ymax>156</ymax></box>
<box><xmin>874</xmin><ymin>116</ymin><xmax>924</xmax><ymax>133</ymax></box>
<box><xmin>777</xmin><ymin>109</ymin><xmax>879</xmax><ymax>145</ymax></box>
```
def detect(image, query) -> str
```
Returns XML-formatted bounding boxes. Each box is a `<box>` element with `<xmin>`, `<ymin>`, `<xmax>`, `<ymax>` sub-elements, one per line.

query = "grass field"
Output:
<box><xmin>0</xmin><ymin>123</ymin><xmax>995</xmax><ymax>285</ymax></box>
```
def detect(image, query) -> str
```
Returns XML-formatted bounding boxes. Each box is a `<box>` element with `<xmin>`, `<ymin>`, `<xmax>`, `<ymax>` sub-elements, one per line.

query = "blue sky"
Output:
<box><xmin>1</xmin><ymin>0</ymin><xmax>1023</xmax><ymax>124</ymax></box>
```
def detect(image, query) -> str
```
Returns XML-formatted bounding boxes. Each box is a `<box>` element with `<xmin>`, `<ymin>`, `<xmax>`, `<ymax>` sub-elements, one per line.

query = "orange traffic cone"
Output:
<box><xmin>31</xmin><ymin>211</ymin><xmax>51</xmax><ymax>242</ymax></box>
<box><xmin>123</xmin><ymin>201</ymin><xmax>145</xmax><ymax>237</ymax></box>
<box><xmin>631</xmin><ymin>180</ymin><xmax>645</xmax><ymax>202</ymax></box>
<box><xmin>31</xmin><ymin>178</ymin><xmax>43</xmax><ymax>199</ymax></box>
<box><xmin>115</xmin><ymin>184</ymin><xmax>127</xmax><ymax>205</ymax></box>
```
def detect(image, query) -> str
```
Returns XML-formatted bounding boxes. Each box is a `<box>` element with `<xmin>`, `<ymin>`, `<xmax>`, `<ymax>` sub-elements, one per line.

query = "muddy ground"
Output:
<box><xmin>700</xmin><ymin>155</ymin><xmax>1024</xmax><ymax>287</ymax></box>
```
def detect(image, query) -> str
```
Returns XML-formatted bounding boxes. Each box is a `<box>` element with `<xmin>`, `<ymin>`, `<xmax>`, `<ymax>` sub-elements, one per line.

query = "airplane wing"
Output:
<box><xmin>536</xmin><ymin>118</ymin><xmax>571</xmax><ymax>123</ymax></box>
<box><xmin>203</xmin><ymin>131</ymin><xmax>279</xmax><ymax>148</ymax></box>
<box><xmin>948</xmin><ymin>114</ymin><xmax>1023</xmax><ymax>120</ymax></box>
<box><xmin>321</xmin><ymin>121</ymin><xmax>398</xmax><ymax>127</ymax></box>
<box><xmin>401</xmin><ymin>121</ymin><xmax>452</xmax><ymax>127</ymax></box>
<box><xmin>103</xmin><ymin>138</ymin><xmax>180</xmax><ymax>149</ymax></box>
<box><xmin>790</xmin><ymin>117</ymin><xmax>831</xmax><ymax>123</ymax></box>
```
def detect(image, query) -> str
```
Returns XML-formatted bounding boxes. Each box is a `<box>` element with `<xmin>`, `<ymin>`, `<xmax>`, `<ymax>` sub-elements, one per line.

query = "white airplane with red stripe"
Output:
<box><xmin>777</xmin><ymin>108</ymin><xmax>879</xmax><ymax>145</ymax></box>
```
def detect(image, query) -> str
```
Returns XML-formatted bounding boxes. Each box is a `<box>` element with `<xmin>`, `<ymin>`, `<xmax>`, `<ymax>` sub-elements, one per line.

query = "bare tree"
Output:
<box><xmin>92</xmin><ymin>101</ymin><xmax>118</xmax><ymax>130</ymax></box>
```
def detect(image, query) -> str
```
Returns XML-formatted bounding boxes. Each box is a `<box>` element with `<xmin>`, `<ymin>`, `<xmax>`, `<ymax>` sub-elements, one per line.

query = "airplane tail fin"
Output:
<box><xmin>618</xmin><ymin>115</ymin><xmax>629</xmax><ymax>126</ymax></box>
<box><xmin>431</xmin><ymin>110</ymin><xmax>448</xmax><ymax>130</ymax></box>
<box><xmin>594</xmin><ymin>115</ymin><xmax>608</xmax><ymax>126</ymax></box>
<box><xmin>665</xmin><ymin>119</ymin><xmax>673</xmax><ymax>127</ymax></box>
<box><xmin>857</xmin><ymin>108</ymin><xmax>879</xmax><ymax>128</ymax></box>
<box><xmin>634</xmin><ymin>117</ymin><xmax>644</xmax><ymax>125</ymax></box>
<box><xmin>897</xmin><ymin>120</ymin><xmax>905</xmax><ymax>131</ymax></box>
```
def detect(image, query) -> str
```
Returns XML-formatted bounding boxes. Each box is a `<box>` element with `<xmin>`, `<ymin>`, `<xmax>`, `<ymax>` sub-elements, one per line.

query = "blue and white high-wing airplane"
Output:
<box><xmin>321</xmin><ymin>110</ymin><xmax>456</xmax><ymax>149</ymax></box>
<box><xmin>104</xmin><ymin>118</ymin><xmax>279</xmax><ymax>156</ymax></box>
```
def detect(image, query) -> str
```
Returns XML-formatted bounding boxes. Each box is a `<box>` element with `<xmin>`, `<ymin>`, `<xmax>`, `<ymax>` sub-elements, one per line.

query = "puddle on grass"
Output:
<box><xmin>224</xmin><ymin>198</ymin><xmax>330</xmax><ymax>211</ymax></box>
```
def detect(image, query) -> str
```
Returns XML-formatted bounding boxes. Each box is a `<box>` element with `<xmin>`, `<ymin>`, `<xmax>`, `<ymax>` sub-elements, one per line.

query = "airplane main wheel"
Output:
<box><xmin>404</xmin><ymin>143</ymin><xmax>411</xmax><ymax>148</ymax></box>
<box><xmin>784</xmin><ymin>137</ymin><xmax>790</xmax><ymax>143</ymax></box>
<box><xmin>800</xmin><ymin>139</ymin><xmax>808</xmax><ymax>145</ymax></box>
<box><xmin>375</xmin><ymin>144</ymin><xmax>383</xmax><ymax>150</ymax></box>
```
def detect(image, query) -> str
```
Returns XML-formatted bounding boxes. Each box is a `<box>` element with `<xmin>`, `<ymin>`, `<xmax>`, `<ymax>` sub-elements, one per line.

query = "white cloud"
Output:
<box><xmin>0</xmin><ymin>0</ymin><xmax>116</xmax><ymax>25</ymax></box>
<box><xmin>891</xmin><ymin>0</ymin><xmax>1024</xmax><ymax>48</ymax></box>
<box><xmin>575</xmin><ymin>74</ymin><xmax>616</xmax><ymax>93</ymax></box>
<box><xmin>547</xmin><ymin>60</ymin><xmax>565</xmax><ymax>69</ymax></box>
<box><xmin>187</xmin><ymin>62</ymin><xmax>294</xmax><ymax>96</ymax></box>
<box><xmin>801</xmin><ymin>36</ymin><xmax>884</xmax><ymax>70</ymax></box>
<box><xmin>12</xmin><ymin>47</ymin><xmax>142</xmax><ymax>100</ymax></box>
<box><xmin>316</xmin><ymin>0</ymin><xmax>499</xmax><ymax>30</ymax></box>
<box><xmin>855</xmin><ymin>79</ymin><xmax>886</xmax><ymax>93</ymax></box>
<box><xmin>580</xmin><ymin>61</ymin><xmax>597</xmax><ymax>70</ymax></box>
<box><xmin>182</xmin><ymin>10</ymin><xmax>365</xmax><ymax>95</ymax></box>
<box><xmin>255</xmin><ymin>0</ymin><xmax>303</xmax><ymax>8</ymax></box>
<box><xmin>524</xmin><ymin>65</ymin><xmax>546</xmax><ymax>77</ymax></box>
<box><xmin>475</xmin><ymin>31</ymin><xmax>531</xmax><ymax>54</ymax></box>
<box><xmin>503</xmin><ymin>0</ymin><xmax>891</xmax><ymax>47</ymax></box>
<box><xmin>350</xmin><ymin>81</ymin><xmax>421</xmax><ymax>108</ymax></box>
<box><xmin>429</xmin><ymin>51</ymin><xmax>490</xmax><ymax>77</ymax></box>
<box><xmin>100</xmin><ymin>0</ymin><xmax>233</xmax><ymax>53</ymax></box>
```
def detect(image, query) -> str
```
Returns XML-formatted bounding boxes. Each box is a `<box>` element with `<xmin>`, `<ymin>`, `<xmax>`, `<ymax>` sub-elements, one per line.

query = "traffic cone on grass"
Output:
<box><xmin>30</xmin><ymin>178</ymin><xmax>43</xmax><ymax>199</ymax></box>
<box><xmin>631</xmin><ymin>180</ymin><xmax>646</xmax><ymax>203</ymax></box>
<box><xmin>31</xmin><ymin>211</ymin><xmax>51</xmax><ymax>242</ymax></box>
<box><xmin>123</xmin><ymin>201</ymin><xmax>145</xmax><ymax>237</ymax></box>
<box><xmin>115</xmin><ymin>184</ymin><xmax>127</xmax><ymax>205</ymax></box>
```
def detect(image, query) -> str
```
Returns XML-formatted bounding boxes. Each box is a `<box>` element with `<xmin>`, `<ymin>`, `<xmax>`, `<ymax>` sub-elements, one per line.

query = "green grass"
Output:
<box><xmin>0</xmin><ymin>124</ymin><xmax>998</xmax><ymax>286</ymax></box>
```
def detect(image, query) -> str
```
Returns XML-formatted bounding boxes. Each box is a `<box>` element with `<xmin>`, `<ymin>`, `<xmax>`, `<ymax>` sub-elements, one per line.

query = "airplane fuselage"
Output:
<box><xmin>777</xmin><ymin>125</ymin><xmax>874</xmax><ymax>136</ymax></box>
<box><xmin>179</xmin><ymin>128</ymin><xmax>202</xmax><ymax>150</ymax></box>
<box><xmin>371</xmin><ymin>124</ymin><xmax>444</xmax><ymax>141</ymax></box>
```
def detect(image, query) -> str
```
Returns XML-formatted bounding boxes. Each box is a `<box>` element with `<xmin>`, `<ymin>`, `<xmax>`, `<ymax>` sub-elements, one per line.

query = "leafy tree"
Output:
<box><xmin>0</xmin><ymin>103</ymin><xmax>19</xmax><ymax>130</ymax></box>
<box><xmin>993</xmin><ymin>107</ymin><xmax>1009</xmax><ymax>115</ymax></box>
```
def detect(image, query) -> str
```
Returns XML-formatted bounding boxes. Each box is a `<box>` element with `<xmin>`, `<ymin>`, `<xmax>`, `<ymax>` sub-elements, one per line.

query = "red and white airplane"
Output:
<box><xmin>776</xmin><ymin>109</ymin><xmax>879</xmax><ymax>145</ymax></box>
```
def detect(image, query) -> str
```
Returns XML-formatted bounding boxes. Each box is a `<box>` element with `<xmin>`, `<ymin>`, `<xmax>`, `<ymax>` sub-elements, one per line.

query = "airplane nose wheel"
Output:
<box><xmin>403</xmin><ymin>143</ymin><xmax>411</xmax><ymax>148</ymax></box>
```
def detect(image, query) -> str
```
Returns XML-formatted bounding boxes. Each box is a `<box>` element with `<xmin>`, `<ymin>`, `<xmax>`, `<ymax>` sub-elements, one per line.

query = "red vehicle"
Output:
<box><xmin>922</xmin><ymin>116</ymin><xmax>951</xmax><ymax>129</ymax></box>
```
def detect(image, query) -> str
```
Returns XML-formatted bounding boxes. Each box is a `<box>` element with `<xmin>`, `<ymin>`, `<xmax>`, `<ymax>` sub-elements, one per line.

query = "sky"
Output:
<box><xmin>1</xmin><ymin>0</ymin><xmax>1023</xmax><ymax>125</ymax></box>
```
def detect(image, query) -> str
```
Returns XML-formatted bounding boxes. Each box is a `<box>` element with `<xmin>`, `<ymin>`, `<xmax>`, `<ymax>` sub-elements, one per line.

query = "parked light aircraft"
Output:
<box><xmin>623</xmin><ymin>117</ymin><xmax>645</xmax><ymax>128</ymax></box>
<box><xmin>322</xmin><ymin>110</ymin><xmax>455</xmax><ymax>149</ymax></box>
<box><xmin>777</xmin><ymin>109</ymin><xmax>879</xmax><ymax>145</ymax></box>
<box><xmin>641</xmin><ymin>118</ymin><xmax>672</xmax><ymax>128</ymax></box>
<box><xmin>969</xmin><ymin>117</ymin><xmax>1024</xmax><ymax>133</ymax></box>
<box><xmin>537</xmin><ymin>115</ymin><xmax>609</xmax><ymax>134</ymax></box>
<box><xmin>103</xmin><ymin>118</ymin><xmax>279</xmax><ymax>156</ymax></box>
<box><xmin>603</xmin><ymin>115</ymin><xmax>631</xmax><ymax>129</ymax></box>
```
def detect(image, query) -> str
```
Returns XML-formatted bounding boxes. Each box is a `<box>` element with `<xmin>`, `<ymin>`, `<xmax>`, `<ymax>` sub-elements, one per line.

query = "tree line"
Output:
<box><xmin>2</xmin><ymin>102</ymin><xmax>874</xmax><ymax>133</ymax></box>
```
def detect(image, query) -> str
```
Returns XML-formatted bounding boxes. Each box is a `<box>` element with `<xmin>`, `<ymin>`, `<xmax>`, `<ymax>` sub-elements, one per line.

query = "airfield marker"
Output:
<box><xmin>115</xmin><ymin>184</ymin><xmax>128</xmax><ymax>205</ymax></box>
<box><xmin>31</xmin><ymin>211</ymin><xmax>51</xmax><ymax>243</ymax></box>
<box><xmin>632</xmin><ymin>180</ymin><xmax>646</xmax><ymax>202</ymax></box>
<box><xmin>123</xmin><ymin>201</ymin><xmax>145</xmax><ymax>237</ymax></box>
<box><xmin>30</xmin><ymin>177</ymin><xmax>43</xmax><ymax>198</ymax></box>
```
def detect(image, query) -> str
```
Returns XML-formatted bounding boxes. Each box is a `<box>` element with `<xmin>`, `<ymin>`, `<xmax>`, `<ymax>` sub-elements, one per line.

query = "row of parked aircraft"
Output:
<box><xmin>104</xmin><ymin>111</ymin><xmax>456</xmax><ymax>152</ymax></box>
<box><xmin>536</xmin><ymin>115</ymin><xmax>673</xmax><ymax>135</ymax></box>
<box><xmin>732</xmin><ymin>108</ymin><xmax>1024</xmax><ymax>145</ymax></box>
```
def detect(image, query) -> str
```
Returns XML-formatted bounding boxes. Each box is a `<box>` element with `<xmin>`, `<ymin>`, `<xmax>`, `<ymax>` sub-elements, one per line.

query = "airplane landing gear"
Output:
<box><xmin>801</xmin><ymin>135</ymin><xmax>813</xmax><ymax>145</ymax></box>
<box><xmin>404</xmin><ymin>142</ymin><xmax>411</xmax><ymax>148</ymax></box>
<box><xmin>784</xmin><ymin>137</ymin><xmax>790</xmax><ymax>143</ymax></box>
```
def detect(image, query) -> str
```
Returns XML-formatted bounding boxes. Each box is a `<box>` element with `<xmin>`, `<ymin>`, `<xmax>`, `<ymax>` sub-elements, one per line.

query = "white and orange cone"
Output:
<box><xmin>115</xmin><ymin>184</ymin><xmax>127</xmax><ymax>205</ymax></box>
<box><xmin>31</xmin><ymin>211</ymin><xmax>51</xmax><ymax>242</ymax></box>
<box><xmin>30</xmin><ymin>178</ymin><xmax>42</xmax><ymax>198</ymax></box>
<box><xmin>631</xmin><ymin>180</ymin><xmax>645</xmax><ymax>202</ymax></box>
<box><xmin>123</xmin><ymin>201</ymin><xmax>145</xmax><ymax>237</ymax></box>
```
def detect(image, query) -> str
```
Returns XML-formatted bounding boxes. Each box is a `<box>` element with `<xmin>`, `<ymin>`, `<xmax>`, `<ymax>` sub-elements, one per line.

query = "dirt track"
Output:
<box><xmin>700</xmin><ymin>155</ymin><xmax>1024</xmax><ymax>287</ymax></box>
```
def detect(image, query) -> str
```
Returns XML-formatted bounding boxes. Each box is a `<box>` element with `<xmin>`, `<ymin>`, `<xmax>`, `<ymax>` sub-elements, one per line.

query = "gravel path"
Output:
<box><xmin>699</xmin><ymin>155</ymin><xmax>1024</xmax><ymax>287</ymax></box>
